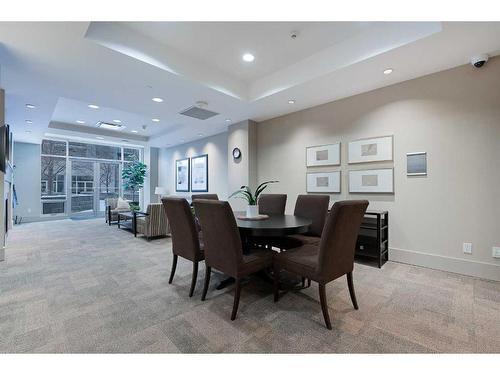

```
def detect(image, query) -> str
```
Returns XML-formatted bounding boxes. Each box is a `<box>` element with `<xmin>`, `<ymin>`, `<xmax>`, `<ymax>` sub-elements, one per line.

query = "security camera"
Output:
<box><xmin>471</xmin><ymin>54</ymin><xmax>489</xmax><ymax>68</ymax></box>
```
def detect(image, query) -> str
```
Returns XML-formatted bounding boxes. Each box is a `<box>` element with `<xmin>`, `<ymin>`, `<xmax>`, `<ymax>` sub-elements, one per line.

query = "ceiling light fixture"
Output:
<box><xmin>96</xmin><ymin>136</ymin><xmax>104</xmax><ymax>140</ymax></box>
<box><xmin>198</xmin><ymin>133</ymin><xmax>204</xmax><ymax>137</ymax></box>
<box><xmin>152</xmin><ymin>118</ymin><xmax>160</xmax><ymax>122</ymax></box>
<box><xmin>131</xmin><ymin>130</ymin><xmax>138</xmax><ymax>133</ymax></box>
<box><xmin>97</xmin><ymin>122</ymin><xmax>125</xmax><ymax>131</ymax></box>
<box><xmin>152</xmin><ymin>97</ymin><xmax>163</xmax><ymax>103</ymax></box>
<box><xmin>88</xmin><ymin>104</ymin><xmax>99</xmax><ymax>109</ymax></box>
<box><xmin>383</xmin><ymin>68</ymin><xmax>393</xmax><ymax>75</ymax></box>
<box><xmin>76</xmin><ymin>120</ymin><xmax>85</xmax><ymax>124</ymax></box>
<box><xmin>225</xmin><ymin>119</ymin><xmax>231</xmax><ymax>123</ymax></box>
<box><xmin>242</xmin><ymin>53</ymin><xmax>255</xmax><ymax>62</ymax></box>
<box><xmin>25</xmin><ymin>120</ymin><xmax>33</xmax><ymax>124</ymax></box>
<box><xmin>26</xmin><ymin>104</ymin><xmax>36</xmax><ymax>109</ymax></box>
<box><xmin>288</xmin><ymin>99</ymin><xmax>295</xmax><ymax>104</ymax></box>
<box><xmin>113</xmin><ymin>119</ymin><xmax>122</xmax><ymax>123</ymax></box>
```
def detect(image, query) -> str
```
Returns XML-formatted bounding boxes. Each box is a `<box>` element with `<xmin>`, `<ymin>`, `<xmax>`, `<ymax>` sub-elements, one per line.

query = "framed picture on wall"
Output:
<box><xmin>348</xmin><ymin>168</ymin><xmax>394</xmax><ymax>194</ymax></box>
<box><xmin>175</xmin><ymin>158</ymin><xmax>190</xmax><ymax>192</ymax></box>
<box><xmin>306</xmin><ymin>143</ymin><xmax>340</xmax><ymax>167</ymax></box>
<box><xmin>407</xmin><ymin>152</ymin><xmax>427</xmax><ymax>176</ymax></box>
<box><xmin>191</xmin><ymin>154</ymin><xmax>208</xmax><ymax>192</ymax></box>
<box><xmin>348</xmin><ymin>135</ymin><xmax>393</xmax><ymax>164</ymax></box>
<box><xmin>306</xmin><ymin>171</ymin><xmax>341</xmax><ymax>193</ymax></box>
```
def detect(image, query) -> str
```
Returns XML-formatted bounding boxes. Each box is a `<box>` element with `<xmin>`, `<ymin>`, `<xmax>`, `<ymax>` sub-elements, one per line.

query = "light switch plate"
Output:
<box><xmin>463</xmin><ymin>242</ymin><xmax>472</xmax><ymax>254</ymax></box>
<box><xmin>493</xmin><ymin>247</ymin><xmax>500</xmax><ymax>258</ymax></box>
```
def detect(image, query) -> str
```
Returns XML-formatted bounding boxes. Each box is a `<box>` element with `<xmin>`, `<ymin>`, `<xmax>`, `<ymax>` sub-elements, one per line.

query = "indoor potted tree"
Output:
<box><xmin>122</xmin><ymin>160</ymin><xmax>147</xmax><ymax>211</ymax></box>
<box><xmin>229</xmin><ymin>180</ymin><xmax>278</xmax><ymax>218</ymax></box>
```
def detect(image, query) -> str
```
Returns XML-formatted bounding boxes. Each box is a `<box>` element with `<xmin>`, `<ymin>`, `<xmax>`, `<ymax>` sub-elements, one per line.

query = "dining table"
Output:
<box><xmin>214</xmin><ymin>211</ymin><xmax>312</xmax><ymax>290</ymax></box>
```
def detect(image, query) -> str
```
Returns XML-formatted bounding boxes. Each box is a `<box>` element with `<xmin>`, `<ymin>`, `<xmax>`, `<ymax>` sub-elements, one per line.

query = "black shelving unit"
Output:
<box><xmin>355</xmin><ymin>210</ymin><xmax>389</xmax><ymax>268</ymax></box>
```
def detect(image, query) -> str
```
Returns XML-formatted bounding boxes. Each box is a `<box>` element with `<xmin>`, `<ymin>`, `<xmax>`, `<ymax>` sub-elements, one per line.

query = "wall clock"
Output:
<box><xmin>232</xmin><ymin>147</ymin><xmax>241</xmax><ymax>160</ymax></box>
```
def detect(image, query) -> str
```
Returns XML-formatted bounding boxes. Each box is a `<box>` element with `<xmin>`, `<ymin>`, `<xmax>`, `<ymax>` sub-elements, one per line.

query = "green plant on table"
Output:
<box><xmin>228</xmin><ymin>180</ymin><xmax>278</xmax><ymax>205</ymax></box>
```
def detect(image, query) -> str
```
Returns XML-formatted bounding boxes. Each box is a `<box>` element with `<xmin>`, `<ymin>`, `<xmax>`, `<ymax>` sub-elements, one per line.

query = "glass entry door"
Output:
<box><xmin>97</xmin><ymin>162</ymin><xmax>120</xmax><ymax>214</ymax></box>
<box><xmin>70</xmin><ymin>160</ymin><xmax>96</xmax><ymax>218</ymax></box>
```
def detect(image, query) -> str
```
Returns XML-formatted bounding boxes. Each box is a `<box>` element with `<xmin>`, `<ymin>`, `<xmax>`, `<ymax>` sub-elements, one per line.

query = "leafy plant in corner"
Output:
<box><xmin>229</xmin><ymin>180</ymin><xmax>279</xmax><ymax>205</ymax></box>
<box><xmin>122</xmin><ymin>160</ymin><xmax>147</xmax><ymax>208</ymax></box>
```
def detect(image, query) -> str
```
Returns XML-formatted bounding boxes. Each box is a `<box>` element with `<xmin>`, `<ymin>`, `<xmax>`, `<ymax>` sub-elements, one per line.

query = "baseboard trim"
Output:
<box><xmin>390</xmin><ymin>247</ymin><xmax>500</xmax><ymax>282</ymax></box>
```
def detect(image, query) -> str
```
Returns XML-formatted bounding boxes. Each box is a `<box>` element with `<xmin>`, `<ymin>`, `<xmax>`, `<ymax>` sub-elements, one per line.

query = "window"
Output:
<box><xmin>41</xmin><ymin>156</ymin><xmax>66</xmax><ymax>197</ymax></box>
<box><xmin>42</xmin><ymin>140</ymin><xmax>66</xmax><ymax>156</ymax></box>
<box><xmin>68</xmin><ymin>142</ymin><xmax>121</xmax><ymax>160</ymax></box>
<box><xmin>124</xmin><ymin>148</ymin><xmax>140</xmax><ymax>161</ymax></box>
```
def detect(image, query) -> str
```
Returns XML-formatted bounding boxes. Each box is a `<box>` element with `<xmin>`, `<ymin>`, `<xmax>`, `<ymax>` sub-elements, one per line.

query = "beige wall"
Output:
<box><xmin>257</xmin><ymin>58</ymin><xmax>500</xmax><ymax>280</ymax></box>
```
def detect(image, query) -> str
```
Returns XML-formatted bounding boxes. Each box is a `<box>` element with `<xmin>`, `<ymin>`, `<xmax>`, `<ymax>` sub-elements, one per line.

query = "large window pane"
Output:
<box><xmin>124</xmin><ymin>148</ymin><xmax>140</xmax><ymax>161</ymax></box>
<box><xmin>69</xmin><ymin>142</ymin><xmax>96</xmax><ymax>158</ymax></box>
<box><xmin>71</xmin><ymin>160</ymin><xmax>94</xmax><ymax>214</ymax></box>
<box><xmin>96</xmin><ymin>144</ymin><xmax>121</xmax><ymax>160</ymax></box>
<box><xmin>41</xmin><ymin>140</ymin><xmax>66</xmax><ymax>156</ymax></box>
<box><xmin>41</xmin><ymin>156</ymin><xmax>66</xmax><ymax>198</ymax></box>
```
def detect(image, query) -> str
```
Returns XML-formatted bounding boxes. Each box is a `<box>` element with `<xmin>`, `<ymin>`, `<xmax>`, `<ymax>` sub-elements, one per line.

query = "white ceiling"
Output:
<box><xmin>0</xmin><ymin>22</ymin><xmax>500</xmax><ymax>148</ymax></box>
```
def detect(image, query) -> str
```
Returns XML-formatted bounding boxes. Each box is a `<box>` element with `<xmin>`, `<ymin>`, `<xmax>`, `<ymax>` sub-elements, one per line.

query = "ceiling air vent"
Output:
<box><xmin>97</xmin><ymin>121</ymin><xmax>126</xmax><ymax>131</ymax></box>
<box><xmin>179</xmin><ymin>104</ymin><xmax>219</xmax><ymax>120</ymax></box>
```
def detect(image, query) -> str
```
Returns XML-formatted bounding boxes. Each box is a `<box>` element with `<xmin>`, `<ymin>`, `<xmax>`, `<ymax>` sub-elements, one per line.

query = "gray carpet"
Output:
<box><xmin>0</xmin><ymin>218</ymin><xmax>499</xmax><ymax>353</ymax></box>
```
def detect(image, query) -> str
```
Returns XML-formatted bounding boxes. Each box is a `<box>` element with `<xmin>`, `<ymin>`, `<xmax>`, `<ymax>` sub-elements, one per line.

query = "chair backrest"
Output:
<box><xmin>191</xmin><ymin>194</ymin><xmax>219</xmax><ymax>202</ymax></box>
<box><xmin>294</xmin><ymin>194</ymin><xmax>330</xmax><ymax>237</ymax></box>
<box><xmin>146</xmin><ymin>202</ymin><xmax>167</xmax><ymax>225</ymax></box>
<box><xmin>317</xmin><ymin>200</ymin><xmax>369</xmax><ymax>281</ymax></box>
<box><xmin>162</xmin><ymin>197</ymin><xmax>202</xmax><ymax>261</ymax></box>
<box><xmin>258</xmin><ymin>194</ymin><xmax>287</xmax><ymax>215</ymax></box>
<box><xmin>193</xmin><ymin>200</ymin><xmax>244</xmax><ymax>277</ymax></box>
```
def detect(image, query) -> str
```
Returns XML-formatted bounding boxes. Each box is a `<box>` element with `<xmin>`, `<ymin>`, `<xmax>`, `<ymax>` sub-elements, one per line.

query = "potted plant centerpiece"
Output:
<box><xmin>122</xmin><ymin>159</ymin><xmax>147</xmax><ymax>211</ymax></box>
<box><xmin>229</xmin><ymin>181</ymin><xmax>278</xmax><ymax>218</ymax></box>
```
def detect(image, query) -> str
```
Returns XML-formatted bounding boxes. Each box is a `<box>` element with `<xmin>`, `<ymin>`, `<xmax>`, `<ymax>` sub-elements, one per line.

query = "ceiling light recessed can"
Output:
<box><xmin>88</xmin><ymin>104</ymin><xmax>99</xmax><ymax>109</ymax></box>
<box><xmin>113</xmin><ymin>119</ymin><xmax>121</xmax><ymax>123</ymax></box>
<box><xmin>152</xmin><ymin>97</ymin><xmax>164</xmax><ymax>103</ymax></box>
<box><xmin>225</xmin><ymin>119</ymin><xmax>231</xmax><ymax>123</ymax></box>
<box><xmin>131</xmin><ymin>130</ymin><xmax>138</xmax><ymax>133</ymax></box>
<box><xmin>198</xmin><ymin>133</ymin><xmax>204</xmax><ymax>137</ymax></box>
<box><xmin>26</xmin><ymin>104</ymin><xmax>36</xmax><ymax>109</ymax></box>
<box><xmin>76</xmin><ymin>120</ymin><xmax>85</xmax><ymax>124</ymax></box>
<box><xmin>25</xmin><ymin>120</ymin><xmax>33</xmax><ymax>124</ymax></box>
<box><xmin>383</xmin><ymin>68</ymin><xmax>394</xmax><ymax>75</ymax></box>
<box><xmin>288</xmin><ymin>99</ymin><xmax>295</xmax><ymax>104</ymax></box>
<box><xmin>242</xmin><ymin>53</ymin><xmax>255</xmax><ymax>62</ymax></box>
<box><xmin>152</xmin><ymin>118</ymin><xmax>160</xmax><ymax>122</ymax></box>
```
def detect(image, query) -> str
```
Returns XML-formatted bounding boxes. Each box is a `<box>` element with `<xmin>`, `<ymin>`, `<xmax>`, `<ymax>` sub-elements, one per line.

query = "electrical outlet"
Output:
<box><xmin>493</xmin><ymin>247</ymin><xmax>500</xmax><ymax>259</ymax></box>
<box><xmin>463</xmin><ymin>242</ymin><xmax>472</xmax><ymax>254</ymax></box>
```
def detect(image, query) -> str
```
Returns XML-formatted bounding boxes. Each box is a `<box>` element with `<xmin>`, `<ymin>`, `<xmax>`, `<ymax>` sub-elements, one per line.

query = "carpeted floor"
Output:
<box><xmin>0</xmin><ymin>218</ymin><xmax>499</xmax><ymax>353</ymax></box>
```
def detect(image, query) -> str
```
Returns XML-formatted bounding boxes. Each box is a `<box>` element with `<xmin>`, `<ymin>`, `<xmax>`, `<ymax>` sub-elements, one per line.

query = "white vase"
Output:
<box><xmin>246</xmin><ymin>205</ymin><xmax>259</xmax><ymax>218</ymax></box>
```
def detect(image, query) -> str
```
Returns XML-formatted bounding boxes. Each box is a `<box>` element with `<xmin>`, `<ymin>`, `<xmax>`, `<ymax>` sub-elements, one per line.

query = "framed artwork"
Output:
<box><xmin>348</xmin><ymin>168</ymin><xmax>394</xmax><ymax>194</ymax></box>
<box><xmin>191</xmin><ymin>154</ymin><xmax>208</xmax><ymax>192</ymax></box>
<box><xmin>306</xmin><ymin>171</ymin><xmax>341</xmax><ymax>193</ymax></box>
<box><xmin>348</xmin><ymin>135</ymin><xmax>393</xmax><ymax>164</ymax></box>
<box><xmin>306</xmin><ymin>143</ymin><xmax>340</xmax><ymax>167</ymax></box>
<box><xmin>407</xmin><ymin>152</ymin><xmax>427</xmax><ymax>176</ymax></box>
<box><xmin>175</xmin><ymin>158</ymin><xmax>190</xmax><ymax>192</ymax></box>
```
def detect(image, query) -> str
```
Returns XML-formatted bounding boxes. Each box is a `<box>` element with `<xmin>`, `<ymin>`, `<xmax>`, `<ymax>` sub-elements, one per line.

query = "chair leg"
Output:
<box><xmin>273</xmin><ymin>264</ymin><xmax>280</xmax><ymax>302</ymax></box>
<box><xmin>307</xmin><ymin>278</ymin><xmax>311</xmax><ymax>287</ymax></box>
<box><xmin>168</xmin><ymin>254</ymin><xmax>178</xmax><ymax>284</ymax></box>
<box><xmin>319</xmin><ymin>283</ymin><xmax>332</xmax><ymax>330</ymax></box>
<box><xmin>201</xmin><ymin>265</ymin><xmax>211</xmax><ymax>301</ymax></box>
<box><xmin>347</xmin><ymin>272</ymin><xmax>359</xmax><ymax>310</ymax></box>
<box><xmin>189</xmin><ymin>261</ymin><xmax>199</xmax><ymax>298</ymax></box>
<box><xmin>301</xmin><ymin>277</ymin><xmax>306</xmax><ymax>288</ymax></box>
<box><xmin>231</xmin><ymin>279</ymin><xmax>242</xmax><ymax>320</ymax></box>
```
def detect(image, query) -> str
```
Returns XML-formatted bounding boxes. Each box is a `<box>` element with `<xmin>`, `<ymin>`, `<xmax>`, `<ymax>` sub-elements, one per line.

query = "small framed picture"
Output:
<box><xmin>306</xmin><ymin>171</ymin><xmax>341</xmax><ymax>193</ymax></box>
<box><xmin>348</xmin><ymin>168</ymin><xmax>394</xmax><ymax>194</ymax></box>
<box><xmin>348</xmin><ymin>135</ymin><xmax>393</xmax><ymax>164</ymax></box>
<box><xmin>306</xmin><ymin>143</ymin><xmax>340</xmax><ymax>167</ymax></box>
<box><xmin>175</xmin><ymin>158</ymin><xmax>190</xmax><ymax>192</ymax></box>
<box><xmin>407</xmin><ymin>152</ymin><xmax>427</xmax><ymax>176</ymax></box>
<box><xmin>191</xmin><ymin>154</ymin><xmax>208</xmax><ymax>192</ymax></box>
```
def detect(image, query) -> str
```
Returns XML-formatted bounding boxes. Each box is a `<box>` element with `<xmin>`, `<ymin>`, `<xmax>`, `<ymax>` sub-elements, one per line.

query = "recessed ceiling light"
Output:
<box><xmin>242</xmin><ymin>53</ymin><xmax>255</xmax><ymax>62</ymax></box>
<box><xmin>25</xmin><ymin>120</ymin><xmax>33</xmax><ymax>124</ymax></box>
<box><xmin>198</xmin><ymin>133</ymin><xmax>204</xmax><ymax>137</ymax></box>
<box><xmin>131</xmin><ymin>130</ymin><xmax>138</xmax><ymax>133</ymax></box>
<box><xmin>225</xmin><ymin>119</ymin><xmax>231</xmax><ymax>123</ymax></box>
<box><xmin>96</xmin><ymin>136</ymin><xmax>104</xmax><ymax>140</ymax></box>
<box><xmin>152</xmin><ymin>118</ymin><xmax>160</xmax><ymax>122</ymax></box>
<box><xmin>288</xmin><ymin>99</ymin><xmax>295</xmax><ymax>104</ymax></box>
<box><xmin>25</xmin><ymin>104</ymin><xmax>36</xmax><ymax>109</ymax></box>
<box><xmin>383</xmin><ymin>68</ymin><xmax>393</xmax><ymax>75</ymax></box>
<box><xmin>152</xmin><ymin>97</ymin><xmax>163</xmax><ymax>103</ymax></box>
<box><xmin>88</xmin><ymin>104</ymin><xmax>99</xmax><ymax>109</ymax></box>
<box><xmin>113</xmin><ymin>119</ymin><xmax>121</xmax><ymax>123</ymax></box>
<box><xmin>76</xmin><ymin>120</ymin><xmax>85</xmax><ymax>124</ymax></box>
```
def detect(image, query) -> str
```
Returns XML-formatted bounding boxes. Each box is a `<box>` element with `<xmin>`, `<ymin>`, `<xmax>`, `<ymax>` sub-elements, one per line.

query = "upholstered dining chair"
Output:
<box><xmin>273</xmin><ymin>200</ymin><xmax>369</xmax><ymax>329</ymax></box>
<box><xmin>162</xmin><ymin>197</ymin><xmax>205</xmax><ymax>297</ymax></box>
<box><xmin>191</xmin><ymin>193</ymin><xmax>219</xmax><ymax>201</ymax></box>
<box><xmin>258</xmin><ymin>193</ymin><xmax>287</xmax><ymax>215</ymax></box>
<box><xmin>193</xmin><ymin>199</ymin><xmax>273</xmax><ymax>320</ymax></box>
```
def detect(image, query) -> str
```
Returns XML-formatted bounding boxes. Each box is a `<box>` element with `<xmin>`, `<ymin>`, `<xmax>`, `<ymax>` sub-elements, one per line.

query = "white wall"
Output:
<box><xmin>158</xmin><ymin>132</ymin><xmax>228</xmax><ymax>200</ymax></box>
<box><xmin>257</xmin><ymin>58</ymin><xmax>500</xmax><ymax>281</ymax></box>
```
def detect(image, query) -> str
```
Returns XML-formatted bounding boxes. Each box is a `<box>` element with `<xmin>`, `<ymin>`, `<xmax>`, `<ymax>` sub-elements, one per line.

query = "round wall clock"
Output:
<box><xmin>232</xmin><ymin>147</ymin><xmax>242</xmax><ymax>160</ymax></box>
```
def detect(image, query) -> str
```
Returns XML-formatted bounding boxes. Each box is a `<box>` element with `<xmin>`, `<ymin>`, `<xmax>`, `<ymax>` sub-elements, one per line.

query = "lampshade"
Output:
<box><xmin>155</xmin><ymin>187</ymin><xmax>168</xmax><ymax>195</ymax></box>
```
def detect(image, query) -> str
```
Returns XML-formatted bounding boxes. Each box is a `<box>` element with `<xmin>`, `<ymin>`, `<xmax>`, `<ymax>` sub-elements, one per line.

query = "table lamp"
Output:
<box><xmin>155</xmin><ymin>187</ymin><xmax>169</xmax><ymax>202</ymax></box>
